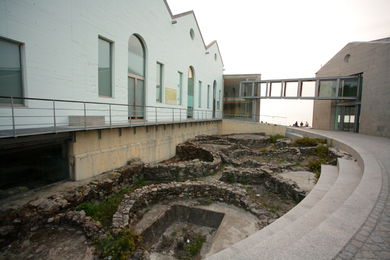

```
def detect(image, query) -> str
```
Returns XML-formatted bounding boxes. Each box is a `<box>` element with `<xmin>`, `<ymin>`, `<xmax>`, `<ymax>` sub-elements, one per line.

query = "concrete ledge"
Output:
<box><xmin>206</xmin><ymin>128</ymin><xmax>386</xmax><ymax>259</ymax></box>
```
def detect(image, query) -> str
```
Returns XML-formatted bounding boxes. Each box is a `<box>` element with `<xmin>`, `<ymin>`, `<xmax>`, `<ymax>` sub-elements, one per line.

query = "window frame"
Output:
<box><xmin>98</xmin><ymin>36</ymin><xmax>113</xmax><ymax>98</ymax></box>
<box><xmin>207</xmin><ymin>84</ymin><xmax>210</xmax><ymax>109</ymax></box>
<box><xmin>198</xmin><ymin>80</ymin><xmax>202</xmax><ymax>108</ymax></box>
<box><xmin>156</xmin><ymin>62</ymin><xmax>163</xmax><ymax>103</ymax></box>
<box><xmin>0</xmin><ymin>36</ymin><xmax>25</xmax><ymax>106</ymax></box>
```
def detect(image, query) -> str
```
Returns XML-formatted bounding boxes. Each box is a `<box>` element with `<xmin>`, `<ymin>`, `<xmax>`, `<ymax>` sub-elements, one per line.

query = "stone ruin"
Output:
<box><xmin>0</xmin><ymin>132</ymin><xmax>348</xmax><ymax>259</ymax></box>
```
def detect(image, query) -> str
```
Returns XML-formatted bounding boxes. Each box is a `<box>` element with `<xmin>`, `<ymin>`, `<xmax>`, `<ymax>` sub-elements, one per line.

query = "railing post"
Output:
<box><xmin>52</xmin><ymin>100</ymin><xmax>57</xmax><ymax>133</ymax></box>
<box><xmin>83</xmin><ymin>102</ymin><xmax>87</xmax><ymax>130</ymax></box>
<box><xmin>180</xmin><ymin>109</ymin><xmax>181</xmax><ymax>122</ymax></box>
<box><xmin>11</xmin><ymin>97</ymin><xmax>16</xmax><ymax>137</ymax></box>
<box><xmin>109</xmin><ymin>104</ymin><xmax>112</xmax><ymax>128</ymax></box>
<box><xmin>172</xmin><ymin>108</ymin><xmax>174</xmax><ymax>123</ymax></box>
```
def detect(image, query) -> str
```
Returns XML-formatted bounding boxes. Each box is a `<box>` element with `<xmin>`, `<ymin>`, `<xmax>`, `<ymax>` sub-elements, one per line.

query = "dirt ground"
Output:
<box><xmin>0</xmin><ymin>225</ymin><xmax>94</xmax><ymax>260</ymax></box>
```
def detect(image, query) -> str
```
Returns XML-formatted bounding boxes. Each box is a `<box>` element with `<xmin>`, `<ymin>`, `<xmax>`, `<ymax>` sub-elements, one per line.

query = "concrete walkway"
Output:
<box><xmin>206</xmin><ymin>128</ymin><xmax>390</xmax><ymax>260</ymax></box>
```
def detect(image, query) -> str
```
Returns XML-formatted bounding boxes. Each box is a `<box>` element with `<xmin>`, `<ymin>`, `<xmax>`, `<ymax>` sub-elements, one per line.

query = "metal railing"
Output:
<box><xmin>0</xmin><ymin>96</ymin><xmax>222</xmax><ymax>138</ymax></box>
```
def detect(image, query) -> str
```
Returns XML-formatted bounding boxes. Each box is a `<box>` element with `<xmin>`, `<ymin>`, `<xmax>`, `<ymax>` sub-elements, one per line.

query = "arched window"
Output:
<box><xmin>128</xmin><ymin>35</ymin><xmax>146</xmax><ymax>119</ymax></box>
<box><xmin>128</xmin><ymin>35</ymin><xmax>145</xmax><ymax>77</ymax></box>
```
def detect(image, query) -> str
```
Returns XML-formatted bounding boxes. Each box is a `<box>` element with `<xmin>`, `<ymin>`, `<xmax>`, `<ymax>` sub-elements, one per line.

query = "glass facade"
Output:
<box><xmin>270</xmin><ymin>82</ymin><xmax>282</xmax><ymax>97</ymax></box>
<box><xmin>301</xmin><ymin>81</ymin><xmax>316</xmax><ymax>97</ymax></box>
<box><xmin>285</xmin><ymin>82</ymin><xmax>298</xmax><ymax>97</ymax></box>
<box><xmin>319</xmin><ymin>80</ymin><xmax>337</xmax><ymax>98</ymax></box>
<box><xmin>98</xmin><ymin>38</ymin><xmax>112</xmax><ymax>97</ymax></box>
<box><xmin>339</xmin><ymin>78</ymin><xmax>358</xmax><ymax>97</ymax></box>
<box><xmin>0</xmin><ymin>38</ymin><xmax>23</xmax><ymax>104</ymax></box>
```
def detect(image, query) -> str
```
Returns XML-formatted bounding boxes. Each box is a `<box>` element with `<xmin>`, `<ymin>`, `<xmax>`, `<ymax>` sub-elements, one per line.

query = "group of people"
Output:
<box><xmin>293</xmin><ymin>121</ymin><xmax>309</xmax><ymax>127</ymax></box>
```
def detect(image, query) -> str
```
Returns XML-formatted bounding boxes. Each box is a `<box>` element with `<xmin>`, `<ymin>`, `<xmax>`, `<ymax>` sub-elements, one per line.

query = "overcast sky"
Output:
<box><xmin>167</xmin><ymin>0</ymin><xmax>390</xmax><ymax>125</ymax></box>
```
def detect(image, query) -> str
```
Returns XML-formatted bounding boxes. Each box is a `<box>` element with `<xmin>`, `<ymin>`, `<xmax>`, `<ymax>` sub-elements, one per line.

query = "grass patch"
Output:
<box><xmin>95</xmin><ymin>229</ymin><xmax>141</xmax><ymax>260</ymax></box>
<box><xmin>269</xmin><ymin>134</ymin><xmax>285</xmax><ymax>143</ymax></box>
<box><xmin>307</xmin><ymin>159</ymin><xmax>326</xmax><ymax>182</ymax></box>
<box><xmin>293</xmin><ymin>137</ymin><xmax>326</xmax><ymax>147</ymax></box>
<box><xmin>316</xmin><ymin>144</ymin><xmax>330</xmax><ymax>159</ymax></box>
<box><xmin>185</xmin><ymin>236</ymin><xmax>205</xmax><ymax>257</ymax></box>
<box><xmin>75</xmin><ymin>187</ymin><xmax>131</xmax><ymax>227</ymax></box>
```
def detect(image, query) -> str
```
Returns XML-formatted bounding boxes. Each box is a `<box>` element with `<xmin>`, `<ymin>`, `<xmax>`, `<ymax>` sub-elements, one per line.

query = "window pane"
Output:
<box><xmin>198</xmin><ymin>81</ymin><xmax>202</xmax><ymax>108</ymax></box>
<box><xmin>98</xmin><ymin>38</ymin><xmax>112</xmax><ymax>97</ymax></box>
<box><xmin>319</xmin><ymin>80</ymin><xmax>337</xmax><ymax>98</ymax></box>
<box><xmin>207</xmin><ymin>85</ymin><xmax>210</xmax><ymax>108</ymax></box>
<box><xmin>128</xmin><ymin>35</ymin><xmax>145</xmax><ymax>76</ymax></box>
<box><xmin>156</xmin><ymin>63</ymin><xmax>162</xmax><ymax>102</ymax></box>
<box><xmin>270</xmin><ymin>82</ymin><xmax>282</xmax><ymax>97</ymax></box>
<box><xmin>285</xmin><ymin>82</ymin><xmax>298</xmax><ymax>97</ymax></box>
<box><xmin>301</xmin><ymin>81</ymin><xmax>315</xmax><ymax>97</ymax></box>
<box><xmin>240</xmin><ymin>82</ymin><xmax>252</xmax><ymax>96</ymax></box>
<box><xmin>178</xmin><ymin>72</ymin><xmax>183</xmax><ymax>105</ymax></box>
<box><xmin>0</xmin><ymin>39</ymin><xmax>23</xmax><ymax>104</ymax></box>
<box><xmin>260</xmin><ymin>83</ymin><xmax>267</xmax><ymax>97</ymax></box>
<box><xmin>136</xmin><ymin>79</ymin><xmax>144</xmax><ymax>118</ymax></box>
<box><xmin>340</xmin><ymin>78</ymin><xmax>358</xmax><ymax>97</ymax></box>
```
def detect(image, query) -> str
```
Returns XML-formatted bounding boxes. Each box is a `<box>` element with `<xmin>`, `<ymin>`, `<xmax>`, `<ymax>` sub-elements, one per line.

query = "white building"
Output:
<box><xmin>0</xmin><ymin>0</ymin><xmax>224</xmax><ymax>193</ymax></box>
<box><xmin>0</xmin><ymin>0</ymin><xmax>224</xmax><ymax>131</ymax></box>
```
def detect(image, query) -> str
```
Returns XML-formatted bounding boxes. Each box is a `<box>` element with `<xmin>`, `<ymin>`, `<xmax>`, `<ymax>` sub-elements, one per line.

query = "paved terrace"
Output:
<box><xmin>206</xmin><ymin>127</ymin><xmax>390</xmax><ymax>260</ymax></box>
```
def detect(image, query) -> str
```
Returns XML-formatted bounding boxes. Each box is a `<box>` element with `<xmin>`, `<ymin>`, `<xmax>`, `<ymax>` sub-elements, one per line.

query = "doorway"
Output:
<box><xmin>128</xmin><ymin>75</ymin><xmax>145</xmax><ymax>119</ymax></box>
<box><xmin>187</xmin><ymin>67</ymin><xmax>194</xmax><ymax>118</ymax></box>
<box><xmin>335</xmin><ymin>104</ymin><xmax>360</xmax><ymax>132</ymax></box>
<box><xmin>128</xmin><ymin>34</ymin><xmax>146</xmax><ymax>119</ymax></box>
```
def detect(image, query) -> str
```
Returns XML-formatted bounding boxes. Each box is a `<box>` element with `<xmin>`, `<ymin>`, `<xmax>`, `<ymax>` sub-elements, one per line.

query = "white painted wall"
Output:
<box><xmin>0</xmin><ymin>0</ymin><xmax>224</xmax><ymax>129</ymax></box>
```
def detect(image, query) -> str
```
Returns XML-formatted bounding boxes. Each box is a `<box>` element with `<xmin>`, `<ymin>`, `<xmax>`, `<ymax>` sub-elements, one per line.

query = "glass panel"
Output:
<box><xmin>339</xmin><ymin>78</ymin><xmax>358</xmax><ymax>97</ymax></box>
<box><xmin>218</xmin><ymin>90</ymin><xmax>221</xmax><ymax>110</ymax></box>
<box><xmin>270</xmin><ymin>82</ymin><xmax>282</xmax><ymax>97</ymax></box>
<box><xmin>0</xmin><ymin>39</ymin><xmax>23</xmax><ymax>104</ymax></box>
<box><xmin>128</xmin><ymin>35</ymin><xmax>145</xmax><ymax>76</ymax></box>
<box><xmin>285</xmin><ymin>82</ymin><xmax>298</xmax><ymax>97</ymax></box>
<box><xmin>260</xmin><ymin>83</ymin><xmax>267</xmax><ymax>97</ymax></box>
<box><xmin>135</xmin><ymin>79</ymin><xmax>144</xmax><ymax>118</ymax></box>
<box><xmin>156</xmin><ymin>63</ymin><xmax>162</xmax><ymax>102</ymax></box>
<box><xmin>98</xmin><ymin>38</ymin><xmax>112</xmax><ymax>97</ymax></box>
<box><xmin>301</xmin><ymin>81</ymin><xmax>315</xmax><ymax>97</ymax></box>
<box><xmin>207</xmin><ymin>85</ymin><xmax>210</xmax><ymax>108</ymax></box>
<box><xmin>178</xmin><ymin>72</ymin><xmax>183</xmax><ymax>105</ymax></box>
<box><xmin>240</xmin><ymin>82</ymin><xmax>252</xmax><ymax>96</ymax></box>
<box><xmin>198</xmin><ymin>81</ymin><xmax>202</xmax><ymax>108</ymax></box>
<box><xmin>128</xmin><ymin>77</ymin><xmax>135</xmax><ymax>117</ymax></box>
<box><xmin>319</xmin><ymin>80</ymin><xmax>337</xmax><ymax>98</ymax></box>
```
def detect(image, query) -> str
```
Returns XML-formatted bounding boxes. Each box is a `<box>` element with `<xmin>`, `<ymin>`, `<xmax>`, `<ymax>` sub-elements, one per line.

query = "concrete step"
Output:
<box><xmin>273</xmin><ymin>159</ymin><xmax>368</xmax><ymax>259</ymax></box>
<box><xmin>229</xmin><ymin>165</ymin><xmax>339</xmax><ymax>244</ymax></box>
<box><xmin>206</xmin><ymin>158</ymin><xmax>362</xmax><ymax>260</ymax></box>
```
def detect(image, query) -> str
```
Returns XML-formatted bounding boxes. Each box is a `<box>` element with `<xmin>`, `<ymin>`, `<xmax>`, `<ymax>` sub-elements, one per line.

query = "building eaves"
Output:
<box><xmin>162</xmin><ymin>0</ymin><xmax>224</xmax><ymax>67</ymax></box>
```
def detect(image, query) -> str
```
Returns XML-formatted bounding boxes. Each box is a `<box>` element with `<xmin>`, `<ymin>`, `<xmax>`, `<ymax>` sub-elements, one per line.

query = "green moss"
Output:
<box><xmin>269</xmin><ymin>134</ymin><xmax>285</xmax><ymax>143</ymax></box>
<box><xmin>316</xmin><ymin>144</ymin><xmax>329</xmax><ymax>159</ymax></box>
<box><xmin>293</xmin><ymin>137</ymin><xmax>326</xmax><ymax>147</ymax></box>
<box><xmin>75</xmin><ymin>187</ymin><xmax>131</xmax><ymax>227</ymax></box>
<box><xmin>95</xmin><ymin>229</ymin><xmax>141</xmax><ymax>260</ymax></box>
<box><xmin>185</xmin><ymin>236</ymin><xmax>205</xmax><ymax>257</ymax></box>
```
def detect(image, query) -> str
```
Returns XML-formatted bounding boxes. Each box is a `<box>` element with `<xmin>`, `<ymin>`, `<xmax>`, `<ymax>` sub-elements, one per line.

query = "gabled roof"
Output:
<box><xmin>163</xmin><ymin>0</ymin><xmax>224</xmax><ymax>66</ymax></box>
